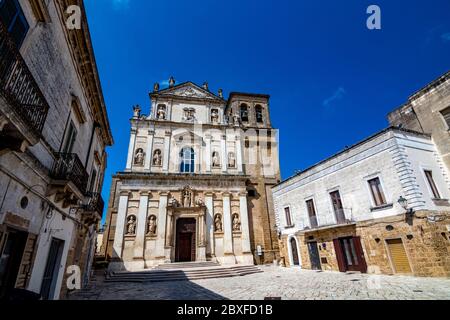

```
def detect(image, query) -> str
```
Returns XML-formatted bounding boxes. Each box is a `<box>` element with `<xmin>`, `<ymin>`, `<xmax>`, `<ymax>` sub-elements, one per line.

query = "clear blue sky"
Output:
<box><xmin>84</xmin><ymin>0</ymin><xmax>450</xmax><ymax>223</ymax></box>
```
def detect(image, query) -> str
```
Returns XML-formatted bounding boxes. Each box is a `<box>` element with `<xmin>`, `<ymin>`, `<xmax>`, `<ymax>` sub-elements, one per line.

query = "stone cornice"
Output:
<box><xmin>55</xmin><ymin>0</ymin><xmax>113</xmax><ymax>146</ymax></box>
<box><xmin>114</xmin><ymin>172</ymin><xmax>249</xmax><ymax>182</ymax></box>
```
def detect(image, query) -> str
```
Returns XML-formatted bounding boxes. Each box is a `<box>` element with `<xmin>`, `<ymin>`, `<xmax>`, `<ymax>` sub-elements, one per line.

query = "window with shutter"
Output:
<box><xmin>440</xmin><ymin>107</ymin><xmax>450</xmax><ymax>129</ymax></box>
<box><xmin>368</xmin><ymin>177</ymin><xmax>387</xmax><ymax>207</ymax></box>
<box><xmin>424</xmin><ymin>170</ymin><xmax>441</xmax><ymax>199</ymax></box>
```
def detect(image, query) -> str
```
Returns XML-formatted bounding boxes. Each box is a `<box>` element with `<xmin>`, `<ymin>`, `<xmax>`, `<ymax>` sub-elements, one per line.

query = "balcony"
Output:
<box><xmin>48</xmin><ymin>153</ymin><xmax>88</xmax><ymax>206</ymax></box>
<box><xmin>0</xmin><ymin>21</ymin><xmax>49</xmax><ymax>151</ymax></box>
<box><xmin>84</xmin><ymin>192</ymin><xmax>105</xmax><ymax>217</ymax></box>
<box><xmin>334</xmin><ymin>209</ymin><xmax>347</xmax><ymax>225</ymax></box>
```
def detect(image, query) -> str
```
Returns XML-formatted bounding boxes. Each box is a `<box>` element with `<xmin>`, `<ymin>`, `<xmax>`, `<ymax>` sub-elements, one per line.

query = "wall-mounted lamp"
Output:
<box><xmin>398</xmin><ymin>196</ymin><xmax>414</xmax><ymax>215</ymax></box>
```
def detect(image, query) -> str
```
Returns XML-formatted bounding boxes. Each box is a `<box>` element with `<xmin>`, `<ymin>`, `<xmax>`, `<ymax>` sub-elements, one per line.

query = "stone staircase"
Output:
<box><xmin>105</xmin><ymin>262</ymin><xmax>263</xmax><ymax>283</ymax></box>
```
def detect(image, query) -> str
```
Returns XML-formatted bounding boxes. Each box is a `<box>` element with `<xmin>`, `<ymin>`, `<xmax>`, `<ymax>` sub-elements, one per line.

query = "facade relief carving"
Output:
<box><xmin>232</xmin><ymin>213</ymin><xmax>241</xmax><ymax>231</ymax></box>
<box><xmin>182</xmin><ymin>107</ymin><xmax>196</xmax><ymax>122</ymax></box>
<box><xmin>212</xmin><ymin>151</ymin><xmax>220</xmax><ymax>167</ymax></box>
<box><xmin>147</xmin><ymin>215</ymin><xmax>157</xmax><ymax>236</ymax></box>
<box><xmin>228</xmin><ymin>152</ymin><xmax>236</xmax><ymax>168</ymax></box>
<box><xmin>134</xmin><ymin>148</ymin><xmax>145</xmax><ymax>166</ymax></box>
<box><xmin>152</xmin><ymin>149</ymin><xmax>162</xmax><ymax>166</ymax></box>
<box><xmin>214</xmin><ymin>214</ymin><xmax>223</xmax><ymax>232</ymax></box>
<box><xmin>126</xmin><ymin>215</ymin><xmax>137</xmax><ymax>235</ymax></box>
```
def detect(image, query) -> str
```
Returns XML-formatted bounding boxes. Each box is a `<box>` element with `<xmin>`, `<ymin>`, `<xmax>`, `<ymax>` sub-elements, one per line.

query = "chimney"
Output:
<box><xmin>202</xmin><ymin>82</ymin><xmax>209</xmax><ymax>91</ymax></box>
<box><xmin>169</xmin><ymin>76</ymin><xmax>175</xmax><ymax>88</ymax></box>
<box><xmin>218</xmin><ymin>88</ymin><xmax>223</xmax><ymax>98</ymax></box>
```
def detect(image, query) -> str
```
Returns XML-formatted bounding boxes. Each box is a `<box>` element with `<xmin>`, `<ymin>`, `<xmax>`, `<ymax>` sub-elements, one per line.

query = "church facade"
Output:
<box><xmin>102</xmin><ymin>78</ymin><xmax>280</xmax><ymax>270</ymax></box>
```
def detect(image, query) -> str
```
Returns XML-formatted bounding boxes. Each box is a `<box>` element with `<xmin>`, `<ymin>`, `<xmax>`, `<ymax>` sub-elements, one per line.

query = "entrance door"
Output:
<box><xmin>175</xmin><ymin>218</ymin><xmax>196</xmax><ymax>262</ymax></box>
<box><xmin>290</xmin><ymin>238</ymin><xmax>300</xmax><ymax>266</ymax></box>
<box><xmin>386</xmin><ymin>239</ymin><xmax>412</xmax><ymax>274</ymax></box>
<box><xmin>40</xmin><ymin>238</ymin><xmax>64</xmax><ymax>300</ymax></box>
<box><xmin>307</xmin><ymin>242</ymin><xmax>321</xmax><ymax>270</ymax></box>
<box><xmin>0</xmin><ymin>228</ymin><xmax>28</xmax><ymax>299</ymax></box>
<box><xmin>334</xmin><ymin>237</ymin><xmax>367</xmax><ymax>273</ymax></box>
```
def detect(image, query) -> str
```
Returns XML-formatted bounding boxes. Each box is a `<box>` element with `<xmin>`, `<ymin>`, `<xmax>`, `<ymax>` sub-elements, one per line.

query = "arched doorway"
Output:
<box><xmin>175</xmin><ymin>218</ymin><xmax>196</xmax><ymax>262</ymax></box>
<box><xmin>289</xmin><ymin>237</ymin><xmax>300</xmax><ymax>266</ymax></box>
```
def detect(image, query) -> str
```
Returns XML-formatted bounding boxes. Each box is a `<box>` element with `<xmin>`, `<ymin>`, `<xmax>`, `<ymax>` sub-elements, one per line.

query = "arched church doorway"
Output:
<box><xmin>175</xmin><ymin>218</ymin><xmax>196</xmax><ymax>262</ymax></box>
<box><xmin>290</xmin><ymin>237</ymin><xmax>300</xmax><ymax>266</ymax></box>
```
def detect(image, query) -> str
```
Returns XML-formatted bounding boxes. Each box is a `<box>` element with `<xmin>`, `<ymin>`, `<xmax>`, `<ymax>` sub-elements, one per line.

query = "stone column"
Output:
<box><xmin>155</xmin><ymin>192</ymin><xmax>169</xmax><ymax>261</ymax></box>
<box><xmin>125</xmin><ymin>129</ymin><xmax>137</xmax><ymax>171</ymax></box>
<box><xmin>235</xmin><ymin>134</ymin><xmax>244</xmax><ymax>173</ymax></box>
<box><xmin>112</xmin><ymin>191</ymin><xmax>130</xmax><ymax>261</ymax></box>
<box><xmin>144</xmin><ymin>130</ymin><xmax>154</xmax><ymax>171</ymax></box>
<box><xmin>163</xmin><ymin>131</ymin><xmax>171</xmax><ymax>173</ymax></box>
<box><xmin>197</xmin><ymin>211</ymin><xmax>207</xmax><ymax>261</ymax></box>
<box><xmin>205</xmin><ymin>134</ymin><xmax>212</xmax><ymax>173</ymax></box>
<box><xmin>221</xmin><ymin>135</ymin><xmax>228</xmax><ymax>173</ymax></box>
<box><xmin>205</xmin><ymin>192</ymin><xmax>215</xmax><ymax>258</ymax></box>
<box><xmin>165</xmin><ymin>208</ymin><xmax>174</xmax><ymax>260</ymax></box>
<box><xmin>133</xmin><ymin>191</ymin><xmax>150</xmax><ymax>266</ymax></box>
<box><xmin>222</xmin><ymin>192</ymin><xmax>235</xmax><ymax>264</ymax></box>
<box><xmin>239</xmin><ymin>192</ymin><xmax>254</xmax><ymax>264</ymax></box>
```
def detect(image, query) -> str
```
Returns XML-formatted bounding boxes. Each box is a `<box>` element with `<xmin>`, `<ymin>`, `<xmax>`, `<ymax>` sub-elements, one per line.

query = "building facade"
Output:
<box><xmin>273</xmin><ymin>127</ymin><xmax>450</xmax><ymax>277</ymax></box>
<box><xmin>102</xmin><ymin>79</ymin><xmax>280</xmax><ymax>271</ymax></box>
<box><xmin>388</xmin><ymin>71</ymin><xmax>450</xmax><ymax>173</ymax></box>
<box><xmin>0</xmin><ymin>0</ymin><xmax>112</xmax><ymax>299</ymax></box>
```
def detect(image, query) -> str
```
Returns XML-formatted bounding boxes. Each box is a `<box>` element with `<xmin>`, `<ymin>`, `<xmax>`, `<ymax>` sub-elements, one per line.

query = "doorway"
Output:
<box><xmin>289</xmin><ymin>237</ymin><xmax>300</xmax><ymax>266</ymax></box>
<box><xmin>175</xmin><ymin>218</ymin><xmax>196</xmax><ymax>262</ymax></box>
<box><xmin>334</xmin><ymin>237</ymin><xmax>367</xmax><ymax>273</ymax></box>
<box><xmin>386</xmin><ymin>238</ymin><xmax>412</xmax><ymax>274</ymax></box>
<box><xmin>0</xmin><ymin>228</ymin><xmax>28</xmax><ymax>299</ymax></box>
<box><xmin>40</xmin><ymin>238</ymin><xmax>65</xmax><ymax>300</ymax></box>
<box><xmin>307</xmin><ymin>241</ymin><xmax>322</xmax><ymax>270</ymax></box>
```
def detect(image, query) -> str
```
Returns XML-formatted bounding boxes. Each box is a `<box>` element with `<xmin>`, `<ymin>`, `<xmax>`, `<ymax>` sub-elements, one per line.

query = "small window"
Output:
<box><xmin>0</xmin><ymin>0</ymin><xmax>29</xmax><ymax>48</ymax></box>
<box><xmin>306</xmin><ymin>199</ymin><xmax>318</xmax><ymax>228</ymax></box>
<box><xmin>368</xmin><ymin>177</ymin><xmax>387</xmax><ymax>207</ymax></box>
<box><xmin>424</xmin><ymin>170</ymin><xmax>441</xmax><ymax>199</ymax></box>
<box><xmin>284</xmin><ymin>207</ymin><xmax>292</xmax><ymax>227</ymax></box>
<box><xmin>62</xmin><ymin>121</ymin><xmax>77</xmax><ymax>154</ymax></box>
<box><xmin>240</xmin><ymin>104</ymin><xmax>249</xmax><ymax>122</ymax></box>
<box><xmin>88</xmin><ymin>169</ymin><xmax>97</xmax><ymax>192</ymax></box>
<box><xmin>440</xmin><ymin>107</ymin><xmax>450</xmax><ymax>129</ymax></box>
<box><xmin>255</xmin><ymin>105</ymin><xmax>263</xmax><ymax>123</ymax></box>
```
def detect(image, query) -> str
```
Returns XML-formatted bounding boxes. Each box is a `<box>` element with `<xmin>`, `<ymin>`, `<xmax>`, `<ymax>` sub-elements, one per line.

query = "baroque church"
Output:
<box><xmin>102</xmin><ymin>77</ymin><xmax>281</xmax><ymax>270</ymax></box>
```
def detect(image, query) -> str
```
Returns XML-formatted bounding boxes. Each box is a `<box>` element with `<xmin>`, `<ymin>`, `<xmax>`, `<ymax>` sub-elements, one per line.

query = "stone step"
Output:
<box><xmin>106</xmin><ymin>265</ymin><xmax>262</xmax><ymax>283</ymax></box>
<box><xmin>155</xmin><ymin>261</ymin><xmax>220</xmax><ymax>270</ymax></box>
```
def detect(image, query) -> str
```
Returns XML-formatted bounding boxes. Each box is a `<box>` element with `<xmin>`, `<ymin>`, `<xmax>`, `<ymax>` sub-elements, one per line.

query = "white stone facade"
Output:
<box><xmin>0</xmin><ymin>0</ymin><xmax>112</xmax><ymax>299</ymax></box>
<box><xmin>272</xmin><ymin>128</ymin><xmax>450</xmax><ymax>257</ymax></box>
<box><xmin>105</xmin><ymin>81</ymin><xmax>280</xmax><ymax>271</ymax></box>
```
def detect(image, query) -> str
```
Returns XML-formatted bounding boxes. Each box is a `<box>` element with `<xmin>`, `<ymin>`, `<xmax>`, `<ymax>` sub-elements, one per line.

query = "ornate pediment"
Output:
<box><xmin>158</xmin><ymin>82</ymin><xmax>223</xmax><ymax>101</ymax></box>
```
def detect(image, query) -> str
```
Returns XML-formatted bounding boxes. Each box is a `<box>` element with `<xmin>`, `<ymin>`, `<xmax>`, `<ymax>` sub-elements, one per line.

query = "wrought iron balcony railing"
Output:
<box><xmin>0</xmin><ymin>21</ymin><xmax>49</xmax><ymax>134</ymax></box>
<box><xmin>84</xmin><ymin>192</ymin><xmax>105</xmax><ymax>216</ymax></box>
<box><xmin>51</xmin><ymin>153</ymin><xmax>88</xmax><ymax>194</ymax></box>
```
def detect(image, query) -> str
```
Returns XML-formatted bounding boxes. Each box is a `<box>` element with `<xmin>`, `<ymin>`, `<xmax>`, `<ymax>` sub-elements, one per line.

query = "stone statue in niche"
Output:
<box><xmin>157</xmin><ymin>105</ymin><xmax>166</xmax><ymax>120</ymax></box>
<box><xmin>232</xmin><ymin>214</ymin><xmax>241</xmax><ymax>231</ymax></box>
<box><xmin>134</xmin><ymin>148</ymin><xmax>145</xmax><ymax>166</ymax></box>
<box><xmin>126</xmin><ymin>215</ymin><xmax>136</xmax><ymax>235</ymax></box>
<box><xmin>228</xmin><ymin>152</ymin><xmax>236</xmax><ymax>168</ymax></box>
<box><xmin>212</xmin><ymin>151</ymin><xmax>220</xmax><ymax>167</ymax></box>
<box><xmin>233</xmin><ymin>114</ymin><xmax>240</xmax><ymax>126</ymax></box>
<box><xmin>195</xmin><ymin>197</ymin><xmax>204</xmax><ymax>207</ymax></box>
<box><xmin>214</xmin><ymin>214</ymin><xmax>223</xmax><ymax>232</ymax></box>
<box><xmin>181</xmin><ymin>187</ymin><xmax>192</xmax><ymax>207</ymax></box>
<box><xmin>147</xmin><ymin>215</ymin><xmax>157</xmax><ymax>235</ymax></box>
<box><xmin>183</xmin><ymin>108</ymin><xmax>196</xmax><ymax>121</ymax></box>
<box><xmin>211</xmin><ymin>109</ymin><xmax>219</xmax><ymax>123</ymax></box>
<box><xmin>152</xmin><ymin>149</ymin><xmax>162</xmax><ymax>166</ymax></box>
<box><xmin>170</xmin><ymin>197</ymin><xmax>180</xmax><ymax>207</ymax></box>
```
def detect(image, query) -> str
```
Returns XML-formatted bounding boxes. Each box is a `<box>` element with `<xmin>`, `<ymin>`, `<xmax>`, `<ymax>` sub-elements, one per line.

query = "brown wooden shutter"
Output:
<box><xmin>386</xmin><ymin>239</ymin><xmax>412</xmax><ymax>274</ymax></box>
<box><xmin>352</xmin><ymin>236</ymin><xmax>367</xmax><ymax>273</ymax></box>
<box><xmin>15</xmin><ymin>233</ymin><xmax>38</xmax><ymax>289</ymax></box>
<box><xmin>333</xmin><ymin>239</ymin><xmax>346</xmax><ymax>272</ymax></box>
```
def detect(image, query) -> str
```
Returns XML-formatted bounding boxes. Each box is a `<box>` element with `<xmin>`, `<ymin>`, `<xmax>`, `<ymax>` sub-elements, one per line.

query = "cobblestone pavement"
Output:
<box><xmin>68</xmin><ymin>266</ymin><xmax>450</xmax><ymax>300</ymax></box>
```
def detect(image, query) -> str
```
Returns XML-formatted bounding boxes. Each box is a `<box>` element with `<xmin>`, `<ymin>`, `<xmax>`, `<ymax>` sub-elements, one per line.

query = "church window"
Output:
<box><xmin>180</xmin><ymin>147</ymin><xmax>195</xmax><ymax>173</ymax></box>
<box><xmin>255</xmin><ymin>105</ymin><xmax>263</xmax><ymax>123</ymax></box>
<box><xmin>240</xmin><ymin>104</ymin><xmax>249</xmax><ymax>122</ymax></box>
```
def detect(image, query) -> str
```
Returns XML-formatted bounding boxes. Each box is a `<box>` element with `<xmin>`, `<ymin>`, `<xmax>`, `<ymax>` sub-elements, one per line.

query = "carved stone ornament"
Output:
<box><xmin>126</xmin><ymin>215</ymin><xmax>136</xmax><ymax>235</ymax></box>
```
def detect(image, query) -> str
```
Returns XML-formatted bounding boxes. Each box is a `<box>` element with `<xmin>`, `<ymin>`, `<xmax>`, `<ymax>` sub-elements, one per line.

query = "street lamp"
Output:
<box><xmin>398</xmin><ymin>196</ymin><xmax>413</xmax><ymax>215</ymax></box>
